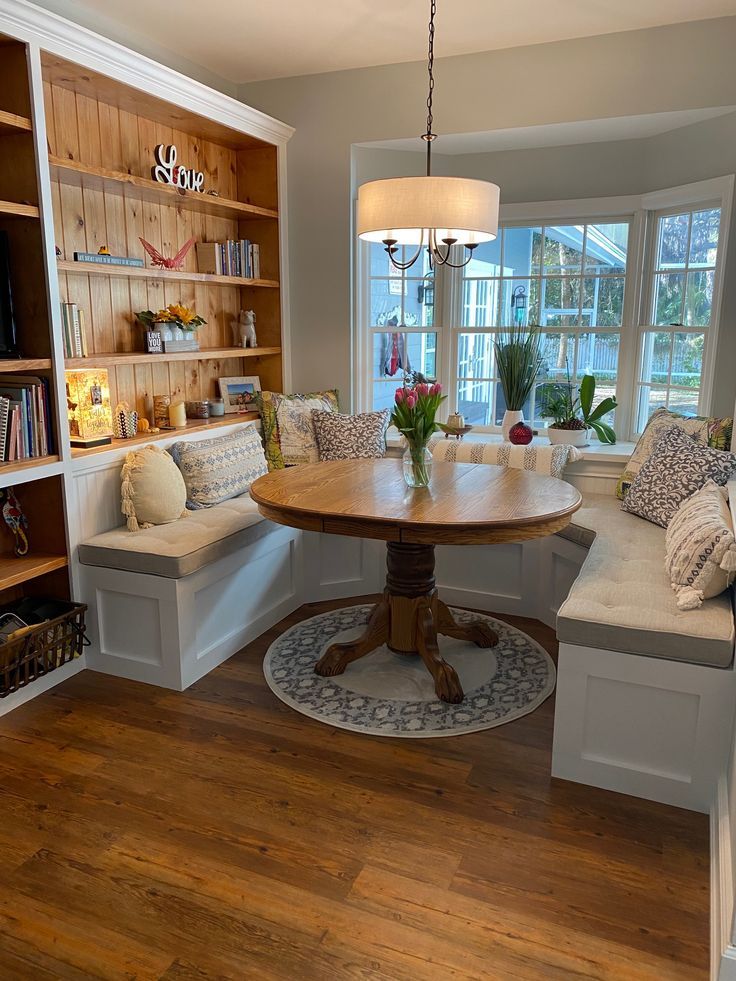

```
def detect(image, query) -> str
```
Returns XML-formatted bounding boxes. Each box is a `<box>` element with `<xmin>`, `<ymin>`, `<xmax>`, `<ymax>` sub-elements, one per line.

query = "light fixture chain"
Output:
<box><xmin>425</xmin><ymin>0</ymin><xmax>436</xmax><ymax>145</ymax></box>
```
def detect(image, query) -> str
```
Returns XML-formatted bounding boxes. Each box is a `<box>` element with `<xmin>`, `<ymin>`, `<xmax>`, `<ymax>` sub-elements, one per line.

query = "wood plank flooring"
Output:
<box><xmin>0</xmin><ymin>597</ymin><xmax>709</xmax><ymax>979</ymax></box>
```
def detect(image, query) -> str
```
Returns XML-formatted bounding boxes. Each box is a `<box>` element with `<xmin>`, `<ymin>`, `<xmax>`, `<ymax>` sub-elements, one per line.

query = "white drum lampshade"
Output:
<box><xmin>357</xmin><ymin>175</ymin><xmax>500</xmax><ymax>246</ymax></box>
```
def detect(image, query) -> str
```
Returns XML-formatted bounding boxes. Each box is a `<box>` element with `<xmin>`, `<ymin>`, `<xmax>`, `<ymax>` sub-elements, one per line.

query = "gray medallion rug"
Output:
<box><xmin>263</xmin><ymin>604</ymin><xmax>555</xmax><ymax>738</ymax></box>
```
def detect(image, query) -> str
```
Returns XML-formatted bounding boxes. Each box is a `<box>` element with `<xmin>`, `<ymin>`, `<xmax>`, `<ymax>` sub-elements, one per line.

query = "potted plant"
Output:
<box><xmin>494</xmin><ymin>325</ymin><xmax>543</xmax><ymax>439</ymax></box>
<box><xmin>136</xmin><ymin>304</ymin><xmax>206</xmax><ymax>351</ymax></box>
<box><xmin>391</xmin><ymin>382</ymin><xmax>446</xmax><ymax>488</ymax></box>
<box><xmin>543</xmin><ymin>369</ymin><xmax>617</xmax><ymax>446</ymax></box>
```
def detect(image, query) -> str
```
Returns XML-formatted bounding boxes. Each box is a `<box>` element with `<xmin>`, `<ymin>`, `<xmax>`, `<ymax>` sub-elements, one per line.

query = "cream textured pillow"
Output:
<box><xmin>170</xmin><ymin>426</ymin><xmax>268</xmax><ymax>509</ymax></box>
<box><xmin>274</xmin><ymin>393</ymin><xmax>337</xmax><ymax>465</ymax></box>
<box><xmin>665</xmin><ymin>480</ymin><xmax>736</xmax><ymax>610</ymax></box>
<box><xmin>121</xmin><ymin>444</ymin><xmax>187</xmax><ymax>532</ymax></box>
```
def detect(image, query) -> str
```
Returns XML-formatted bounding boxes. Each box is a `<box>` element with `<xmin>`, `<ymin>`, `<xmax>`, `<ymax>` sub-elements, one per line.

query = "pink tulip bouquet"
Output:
<box><xmin>390</xmin><ymin>382</ymin><xmax>446</xmax><ymax>487</ymax></box>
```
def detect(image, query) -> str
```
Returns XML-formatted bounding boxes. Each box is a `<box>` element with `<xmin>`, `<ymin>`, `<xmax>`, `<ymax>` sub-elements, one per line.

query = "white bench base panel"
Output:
<box><xmin>82</xmin><ymin>524</ymin><xmax>303</xmax><ymax>690</ymax></box>
<box><xmin>552</xmin><ymin>642</ymin><xmax>736</xmax><ymax>814</ymax></box>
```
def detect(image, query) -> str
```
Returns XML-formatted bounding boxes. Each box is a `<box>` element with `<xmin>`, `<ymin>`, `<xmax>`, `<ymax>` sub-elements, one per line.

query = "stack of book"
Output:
<box><xmin>60</xmin><ymin>302</ymin><xmax>88</xmax><ymax>358</ymax></box>
<box><xmin>196</xmin><ymin>240</ymin><xmax>261</xmax><ymax>279</ymax></box>
<box><xmin>0</xmin><ymin>375</ymin><xmax>53</xmax><ymax>462</ymax></box>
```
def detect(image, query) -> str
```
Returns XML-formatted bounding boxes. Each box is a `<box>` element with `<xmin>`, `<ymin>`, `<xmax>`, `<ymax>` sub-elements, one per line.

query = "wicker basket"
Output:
<box><xmin>0</xmin><ymin>601</ymin><xmax>87</xmax><ymax>697</ymax></box>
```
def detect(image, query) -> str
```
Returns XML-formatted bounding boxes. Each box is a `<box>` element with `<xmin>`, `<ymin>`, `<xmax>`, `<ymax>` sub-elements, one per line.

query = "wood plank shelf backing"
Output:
<box><xmin>0</xmin><ymin>109</ymin><xmax>33</xmax><ymax>134</ymax></box>
<box><xmin>49</xmin><ymin>157</ymin><xmax>278</xmax><ymax>221</ymax></box>
<box><xmin>0</xmin><ymin>553</ymin><xmax>68</xmax><ymax>593</ymax></box>
<box><xmin>47</xmin><ymin>71</ymin><xmax>285</xmax><ymax>417</ymax></box>
<box><xmin>70</xmin><ymin>413</ymin><xmax>260</xmax><ymax>458</ymax></box>
<box><xmin>0</xmin><ymin>200</ymin><xmax>39</xmax><ymax>218</ymax></box>
<box><xmin>65</xmin><ymin>346</ymin><xmax>281</xmax><ymax>367</ymax></box>
<box><xmin>56</xmin><ymin>259</ymin><xmax>279</xmax><ymax>289</ymax></box>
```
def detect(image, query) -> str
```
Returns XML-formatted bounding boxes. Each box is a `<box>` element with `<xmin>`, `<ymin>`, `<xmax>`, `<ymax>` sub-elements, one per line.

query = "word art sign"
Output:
<box><xmin>151</xmin><ymin>144</ymin><xmax>205</xmax><ymax>193</ymax></box>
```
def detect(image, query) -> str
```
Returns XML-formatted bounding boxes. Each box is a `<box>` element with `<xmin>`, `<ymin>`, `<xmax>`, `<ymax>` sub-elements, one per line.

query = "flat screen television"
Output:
<box><xmin>0</xmin><ymin>231</ymin><xmax>18</xmax><ymax>357</ymax></box>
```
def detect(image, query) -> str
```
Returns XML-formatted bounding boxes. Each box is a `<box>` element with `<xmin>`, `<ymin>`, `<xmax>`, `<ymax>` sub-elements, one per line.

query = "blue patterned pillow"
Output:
<box><xmin>170</xmin><ymin>426</ymin><xmax>267</xmax><ymax>509</ymax></box>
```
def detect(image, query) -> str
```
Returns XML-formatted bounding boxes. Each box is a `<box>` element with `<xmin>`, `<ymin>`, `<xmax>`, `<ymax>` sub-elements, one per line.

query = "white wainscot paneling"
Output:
<box><xmin>302</xmin><ymin>531</ymin><xmax>382</xmax><ymax>601</ymax></box>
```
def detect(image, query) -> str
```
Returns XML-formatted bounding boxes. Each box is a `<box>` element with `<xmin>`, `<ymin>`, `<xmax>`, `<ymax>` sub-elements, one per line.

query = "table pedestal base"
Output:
<box><xmin>314</xmin><ymin>542</ymin><xmax>499</xmax><ymax>703</ymax></box>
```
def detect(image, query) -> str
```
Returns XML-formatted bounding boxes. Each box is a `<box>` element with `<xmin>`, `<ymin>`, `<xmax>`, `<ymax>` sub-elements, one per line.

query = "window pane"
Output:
<box><xmin>671</xmin><ymin>332</ymin><xmax>704</xmax><ymax>389</ymax></box>
<box><xmin>689</xmin><ymin>208</ymin><xmax>720</xmax><ymax>266</ymax></box>
<box><xmin>586</xmin><ymin>276</ymin><xmax>625</xmax><ymax>327</ymax></box>
<box><xmin>684</xmin><ymin>270</ymin><xmax>714</xmax><ymax>327</ymax></box>
<box><xmin>543</xmin><ymin>226</ymin><xmax>585</xmax><ymax>274</ymax></box>
<box><xmin>500</xmin><ymin>279</ymin><xmax>538</xmax><ymax>327</ymax></box>
<box><xmin>640</xmin><ymin>331</ymin><xmax>672</xmax><ymax>385</ymax></box>
<box><xmin>656</xmin><ymin>213</ymin><xmax>689</xmax><ymax>269</ymax></box>
<box><xmin>372</xmin><ymin>331</ymin><xmax>437</xmax><ymax>380</ymax></box>
<box><xmin>667</xmin><ymin>389</ymin><xmax>700</xmax><ymax>415</ymax></box>
<box><xmin>457</xmin><ymin>332</ymin><xmax>494</xmax><ymax>380</ymax></box>
<box><xmin>539</xmin><ymin>277</ymin><xmax>581</xmax><ymax>326</ymax></box>
<box><xmin>637</xmin><ymin>385</ymin><xmax>669</xmax><ymax>428</ymax></box>
<box><xmin>538</xmin><ymin>332</ymin><xmax>577</xmax><ymax>383</ymax></box>
<box><xmin>653</xmin><ymin>272</ymin><xmax>685</xmax><ymax>325</ymax></box>
<box><xmin>585</xmin><ymin>223</ymin><xmax>628</xmax><ymax>273</ymax></box>
<box><xmin>462</xmin><ymin>278</ymin><xmax>499</xmax><ymax>327</ymax></box>
<box><xmin>465</xmin><ymin>237</ymin><xmax>502</xmax><ymax>275</ymax></box>
<box><xmin>372</xmin><ymin>380</ymin><xmax>400</xmax><ymax>413</ymax></box>
<box><xmin>457</xmin><ymin>380</ymin><xmax>495</xmax><ymax>426</ymax></box>
<box><xmin>577</xmin><ymin>333</ymin><xmax>620</xmax><ymax>395</ymax></box>
<box><xmin>404</xmin><ymin>278</ymin><xmax>435</xmax><ymax>327</ymax></box>
<box><xmin>503</xmin><ymin>226</ymin><xmax>542</xmax><ymax>276</ymax></box>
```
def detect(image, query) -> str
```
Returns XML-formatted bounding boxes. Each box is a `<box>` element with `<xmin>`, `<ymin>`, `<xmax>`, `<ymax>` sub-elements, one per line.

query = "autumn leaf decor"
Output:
<box><xmin>135</xmin><ymin>304</ymin><xmax>207</xmax><ymax>332</ymax></box>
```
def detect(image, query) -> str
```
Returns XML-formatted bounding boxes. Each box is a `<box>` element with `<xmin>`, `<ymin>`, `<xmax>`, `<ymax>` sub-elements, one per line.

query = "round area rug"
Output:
<box><xmin>263</xmin><ymin>604</ymin><xmax>555</xmax><ymax>738</ymax></box>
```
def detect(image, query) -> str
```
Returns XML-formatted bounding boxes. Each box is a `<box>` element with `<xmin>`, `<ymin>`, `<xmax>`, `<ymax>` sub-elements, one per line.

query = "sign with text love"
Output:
<box><xmin>151</xmin><ymin>144</ymin><xmax>205</xmax><ymax>193</ymax></box>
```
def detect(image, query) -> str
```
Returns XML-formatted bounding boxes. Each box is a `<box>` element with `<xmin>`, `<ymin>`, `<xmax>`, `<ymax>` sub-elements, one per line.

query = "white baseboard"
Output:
<box><xmin>713</xmin><ymin>776</ymin><xmax>736</xmax><ymax>980</ymax></box>
<box><xmin>0</xmin><ymin>654</ymin><xmax>86</xmax><ymax>717</ymax></box>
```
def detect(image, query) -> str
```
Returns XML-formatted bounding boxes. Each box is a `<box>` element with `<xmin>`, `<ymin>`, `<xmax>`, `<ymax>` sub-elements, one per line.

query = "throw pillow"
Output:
<box><xmin>665</xmin><ymin>480</ymin><xmax>736</xmax><ymax>610</ymax></box>
<box><xmin>616</xmin><ymin>407</ymin><xmax>733</xmax><ymax>499</ymax></box>
<box><xmin>170</xmin><ymin>426</ymin><xmax>267</xmax><ymax>509</ymax></box>
<box><xmin>622</xmin><ymin>426</ymin><xmax>736</xmax><ymax>527</ymax></box>
<box><xmin>121</xmin><ymin>444</ymin><xmax>187</xmax><ymax>532</ymax></box>
<box><xmin>312</xmin><ymin>409</ymin><xmax>390</xmax><ymax>461</ymax></box>
<box><xmin>258</xmin><ymin>390</ymin><xmax>339</xmax><ymax>469</ymax></box>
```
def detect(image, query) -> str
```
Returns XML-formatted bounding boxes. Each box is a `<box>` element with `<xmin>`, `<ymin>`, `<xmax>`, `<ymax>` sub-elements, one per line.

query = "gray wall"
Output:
<box><xmin>240</xmin><ymin>18</ymin><xmax>736</xmax><ymax>409</ymax></box>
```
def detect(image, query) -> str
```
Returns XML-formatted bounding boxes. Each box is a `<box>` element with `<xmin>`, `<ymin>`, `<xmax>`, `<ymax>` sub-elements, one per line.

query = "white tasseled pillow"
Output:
<box><xmin>664</xmin><ymin>480</ymin><xmax>736</xmax><ymax>610</ymax></box>
<box><xmin>121</xmin><ymin>444</ymin><xmax>188</xmax><ymax>532</ymax></box>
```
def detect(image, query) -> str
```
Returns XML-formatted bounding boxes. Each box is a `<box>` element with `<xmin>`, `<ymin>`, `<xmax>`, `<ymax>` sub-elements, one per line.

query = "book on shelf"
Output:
<box><xmin>196</xmin><ymin>239</ymin><xmax>260</xmax><ymax>279</ymax></box>
<box><xmin>0</xmin><ymin>375</ymin><xmax>53</xmax><ymax>461</ymax></box>
<box><xmin>60</xmin><ymin>301</ymin><xmax>88</xmax><ymax>359</ymax></box>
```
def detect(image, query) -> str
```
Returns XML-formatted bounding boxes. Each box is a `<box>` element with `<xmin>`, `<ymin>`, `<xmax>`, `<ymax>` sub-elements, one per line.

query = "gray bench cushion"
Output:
<box><xmin>79</xmin><ymin>496</ymin><xmax>277</xmax><ymax>579</ymax></box>
<box><xmin>557</xmin><ymin>494</ymin><xmax>735</xmax><ymax>667</ymax></box>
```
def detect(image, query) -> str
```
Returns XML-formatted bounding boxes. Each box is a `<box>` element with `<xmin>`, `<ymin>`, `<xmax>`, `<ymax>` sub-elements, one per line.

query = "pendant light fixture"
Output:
<box><xmin>357</xmin><ymin>0</ymin><xmax>500</xmax><ymax>270</ymax></box>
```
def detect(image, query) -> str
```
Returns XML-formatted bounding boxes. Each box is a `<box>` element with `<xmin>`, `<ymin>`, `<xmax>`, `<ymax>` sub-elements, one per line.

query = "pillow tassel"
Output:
<box><xmin>672</xmin><ymin>583</ymin><xmax>704</xmax><ymax>611</ymax></box>
<box><xmin>720</xmin><ymin>549</ymin><xmax>736</xmax><ymax>573</ymax></box>
<box><xmin>120</xmin><ymin>455</ymin><xmax>140</xmax><ymax>532</ymax></box>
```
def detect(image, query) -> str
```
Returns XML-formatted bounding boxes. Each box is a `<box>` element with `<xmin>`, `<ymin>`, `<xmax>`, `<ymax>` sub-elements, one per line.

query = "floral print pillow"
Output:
<box><xmin>258</xmin><ymin>390</ymin><xmax>339</xmax><ymax>469</ymax></box>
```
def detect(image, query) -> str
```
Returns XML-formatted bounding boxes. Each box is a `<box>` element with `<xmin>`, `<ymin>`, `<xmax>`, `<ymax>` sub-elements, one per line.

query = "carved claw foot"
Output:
<box><xmin>314</xmin><ymin>600</ymin><xmax>390</xmax><ymax>678</ymax></box>
<box><xmin>415</xmin><ymin>604</ymin><xmax>465</xmax><ymax>704</ymax></box>
<box><xmin>314</xmin><ymin>647</ymin><xmax>351</xmax><ymax>677</ymax></box>
<box><xmin>437</xmin><ymin>600</ymin><xmax>499</xmax><ymax>649</ymax></box>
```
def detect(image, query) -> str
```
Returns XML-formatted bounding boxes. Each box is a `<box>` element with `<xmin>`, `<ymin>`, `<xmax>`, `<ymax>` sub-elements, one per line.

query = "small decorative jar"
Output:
<box><xmin>403</xmin><ymin>443</ymin><xmax>433</xmax><ymax>489</ymax></box>
<box><xmin>185</xmin><ymin>399</ymin><xmax>210</xmax><ymax>419</ymax></box>
<box><xmin>153</xmin><ymin>395</ymin><xmax>171</xmax><ymax>428</ymax></box>
<box><xmin>447</xmin><ymin>411</ymin><xmax>465</xmax><ymax>430</ymax></box>
<box><xmin>209</xmin><ymin>398</ymin><xmax>225</xmax><ymax>417</ymax></box>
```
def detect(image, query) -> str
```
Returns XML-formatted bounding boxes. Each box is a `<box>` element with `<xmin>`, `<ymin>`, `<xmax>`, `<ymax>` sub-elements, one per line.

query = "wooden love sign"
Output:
<box><xmin>151</xmin><ymin>144</ymin><xmax>205</xmax><ymax>192</ymax></box>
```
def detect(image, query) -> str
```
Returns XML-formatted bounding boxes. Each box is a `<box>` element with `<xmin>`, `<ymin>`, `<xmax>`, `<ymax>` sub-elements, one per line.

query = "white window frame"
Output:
<box><xmin>353</xmin><ymin>178</ymin><xmax>734</xmax><ymax>441</ymax></box>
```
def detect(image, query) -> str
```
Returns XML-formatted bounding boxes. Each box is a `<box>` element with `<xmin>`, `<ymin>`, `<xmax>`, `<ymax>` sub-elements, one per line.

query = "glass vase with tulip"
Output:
<box><xmin>391</xmin><ymin>382</ymin><xmax>446</xmax><ymax>488</ymax></box>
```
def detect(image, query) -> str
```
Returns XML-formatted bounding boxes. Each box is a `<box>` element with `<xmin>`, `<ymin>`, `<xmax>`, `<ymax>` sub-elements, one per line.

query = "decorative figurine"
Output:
<box><xmin>139</xmin><ymin>236</ymin><xmax>195</xmax><ymax>271</ymax></box>
<box><xmin>230</xmin><ymin>309</ymin><xmax>257</xmax><ymax>348</ymax></box>
<box><xmin>0</xmin><ymin>487</ymin><xmax>29</xmax><ymax>556</ymax></box>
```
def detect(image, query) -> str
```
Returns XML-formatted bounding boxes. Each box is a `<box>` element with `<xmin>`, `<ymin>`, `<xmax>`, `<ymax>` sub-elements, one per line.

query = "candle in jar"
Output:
<box><xmin>169</xmin><ymin>401</ymin><xmax>187</xmax><ymax>428</ymax></box>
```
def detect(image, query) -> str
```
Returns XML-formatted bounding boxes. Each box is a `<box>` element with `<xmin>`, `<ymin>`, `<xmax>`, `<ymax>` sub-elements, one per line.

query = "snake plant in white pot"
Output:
<box><xmin>494</xmin><ymin>326</ymin><xmax>543</xmax><ymax>439</ymax></box>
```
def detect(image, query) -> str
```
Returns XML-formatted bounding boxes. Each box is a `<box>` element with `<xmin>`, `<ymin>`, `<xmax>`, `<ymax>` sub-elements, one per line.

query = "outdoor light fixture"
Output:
<box><xmin>511</xmin><ymin>284</ymin><xmax>527</xmax><ymax>325</ymax></box>
<box><xmin>357</xmin><ymin>0</ymin><xmax>500</xmax><ymax>270</ymax></box>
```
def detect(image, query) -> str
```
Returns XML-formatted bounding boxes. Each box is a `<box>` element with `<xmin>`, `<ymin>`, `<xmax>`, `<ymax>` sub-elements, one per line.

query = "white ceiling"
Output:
<box><xmin>53</xmin><ymin>0</ymin><xmax>736</xmax><ymax>84</ymax></box>
<box><xmin>360</xmin><ymin>108</ymin><xmax>736</xmax><ymax>155</ymax></box>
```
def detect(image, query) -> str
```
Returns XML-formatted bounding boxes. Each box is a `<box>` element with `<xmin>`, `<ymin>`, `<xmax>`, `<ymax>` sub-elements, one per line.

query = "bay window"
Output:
<box><xmin>356</xmin><ymin>180</ymin><xmax>731</xmax><ymax>440</ymax></box>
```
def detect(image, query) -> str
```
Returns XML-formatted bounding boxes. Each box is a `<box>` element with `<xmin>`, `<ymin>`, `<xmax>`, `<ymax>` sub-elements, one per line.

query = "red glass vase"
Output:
<box><xmin>509</xmin><ymin>422</ymin><xmax>533</xmax><ymax>445</ymax></box>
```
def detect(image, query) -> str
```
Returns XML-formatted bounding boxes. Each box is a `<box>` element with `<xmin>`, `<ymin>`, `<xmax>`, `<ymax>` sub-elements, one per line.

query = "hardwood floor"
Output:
<box><xmin>0</xmin><ymin>597</ymin><xmax>709</xmax><ymax>980</ymax></box>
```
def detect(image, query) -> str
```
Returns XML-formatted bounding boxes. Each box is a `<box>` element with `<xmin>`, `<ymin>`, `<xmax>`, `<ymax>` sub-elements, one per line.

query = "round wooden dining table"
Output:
<box><xmin>250</xmin><ymin>458</ymin><xmax>582</xmax><ymax>704</ymax></box>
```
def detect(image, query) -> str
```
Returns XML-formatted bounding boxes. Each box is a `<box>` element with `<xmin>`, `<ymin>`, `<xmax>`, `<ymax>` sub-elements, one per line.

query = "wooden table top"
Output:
<box><xmin>250</xmin><ymin>459</ymin><xmax>582</xmax><ymax>545</ymax></box>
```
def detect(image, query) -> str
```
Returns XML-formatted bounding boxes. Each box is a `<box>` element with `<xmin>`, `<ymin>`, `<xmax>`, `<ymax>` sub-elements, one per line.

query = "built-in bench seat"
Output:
<box><xmin>79</xmin><ymin>496</ymin><xmax>277</xmax><ymax>579</ymax></box>
<box><xmin>556</xmin><ymin>493</ymin><xmax>735</xmax><ymax>667</ymax></box>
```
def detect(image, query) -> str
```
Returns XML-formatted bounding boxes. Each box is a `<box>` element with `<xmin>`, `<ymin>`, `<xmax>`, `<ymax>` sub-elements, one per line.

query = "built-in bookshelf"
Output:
<box><xmin>0</xmin><ymin>15</ymin><xmax>291</xmax><ymax>698</ymax></box>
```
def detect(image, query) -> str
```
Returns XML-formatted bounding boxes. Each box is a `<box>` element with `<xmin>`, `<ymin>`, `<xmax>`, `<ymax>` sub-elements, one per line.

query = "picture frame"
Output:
<box><xmin>218</xmin><ymin>375</ymin><xmax>261</xmax><ymax>414</ymax></box>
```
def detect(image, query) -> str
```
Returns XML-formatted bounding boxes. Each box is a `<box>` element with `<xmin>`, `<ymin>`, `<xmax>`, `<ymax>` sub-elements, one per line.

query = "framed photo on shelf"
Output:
<box><xmin>218</xmin><ymin>375</ymin><xmax>261</xmax><ymax>414</ymax></box>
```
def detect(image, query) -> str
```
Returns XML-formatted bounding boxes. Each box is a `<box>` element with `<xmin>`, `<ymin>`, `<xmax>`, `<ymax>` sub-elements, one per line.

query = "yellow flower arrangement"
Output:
<box><xmin>135</xmin><ymin>304</ymin><xmax>207</xmax><ymax>331</ymax></box>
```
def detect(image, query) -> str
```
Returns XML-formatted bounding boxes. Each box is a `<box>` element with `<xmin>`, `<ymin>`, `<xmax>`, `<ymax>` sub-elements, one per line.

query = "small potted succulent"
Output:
<box><xmin>543</xmin><ymin>369</ymin><xmax>617</xmax><ymax>446</ymax></box>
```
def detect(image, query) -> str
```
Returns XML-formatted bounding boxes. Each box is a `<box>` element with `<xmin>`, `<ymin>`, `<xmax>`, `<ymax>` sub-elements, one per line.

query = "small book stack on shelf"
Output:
<box><xmin>0</xmin><ymin>375</ymin><xmax>53</xmax><ymax>462</ymax></box>
<box><xmin>196</xmin><ymin>239</ymin><xmax>261</xmax><ymax>279</ymax></box>
<box><xmin>60</xmin><ymin>301</ymin><xmax>88</xmax><ymax>358</ymax></box>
